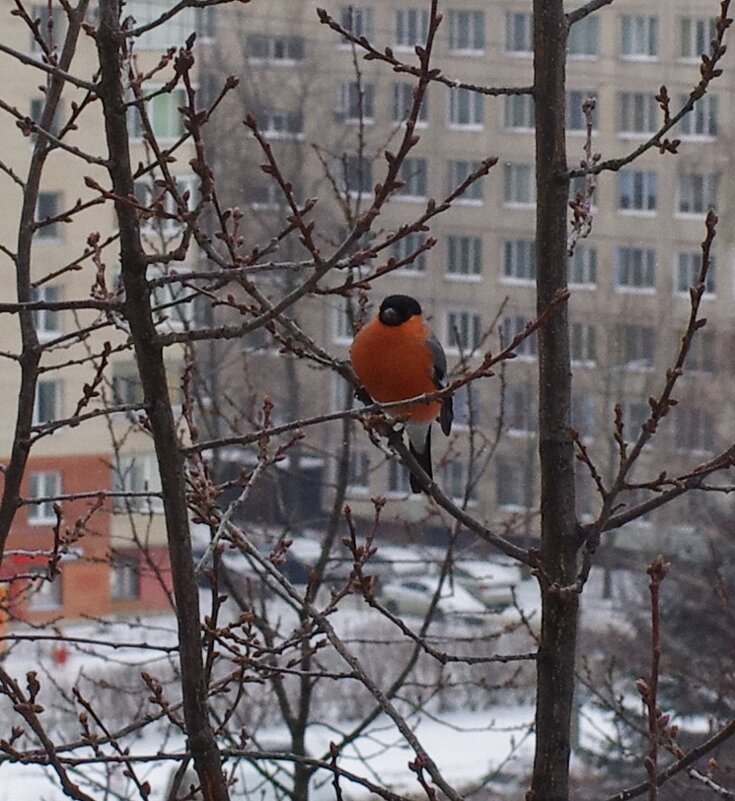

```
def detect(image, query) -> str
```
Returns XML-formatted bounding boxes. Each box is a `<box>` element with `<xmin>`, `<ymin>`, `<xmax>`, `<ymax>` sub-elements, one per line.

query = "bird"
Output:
<box><xmin>350</xmin><ymin>294</ymin><xmax>453</xmax><ymax>493</ymax></box>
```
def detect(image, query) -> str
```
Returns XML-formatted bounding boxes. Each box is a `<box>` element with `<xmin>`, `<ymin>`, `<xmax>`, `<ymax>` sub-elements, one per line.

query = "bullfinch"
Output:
<box><xmin>350</xmin><ymin>294</ymin><xmax>453</xmax><ymax>493</ymax></box>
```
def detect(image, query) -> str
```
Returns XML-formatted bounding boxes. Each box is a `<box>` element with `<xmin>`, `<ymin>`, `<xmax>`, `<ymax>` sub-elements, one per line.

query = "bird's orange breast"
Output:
<box><xmin>350</xmin><ymin>315</ymin><xmax>440</xmax><ymax>423</ymax></box>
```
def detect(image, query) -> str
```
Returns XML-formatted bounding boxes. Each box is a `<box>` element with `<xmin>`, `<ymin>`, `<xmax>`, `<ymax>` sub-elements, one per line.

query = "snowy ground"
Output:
<box><xmin>0</xmin><ymin>566</ymin><xmax>644</xmax><ymax>800</ymax></box>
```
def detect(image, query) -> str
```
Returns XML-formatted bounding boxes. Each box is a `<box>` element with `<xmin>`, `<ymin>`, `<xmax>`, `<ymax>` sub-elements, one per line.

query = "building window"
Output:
<box><xmin>28</xmin><ymin>571</ymin><xmax>62</xmax><ymax>610</ymax></box>
<box><xmin>339</xmin><ymin>5</ymin><xmax>374</xmax><ymax>40</ymax></box>
<box><xmin>568</xmin><ymin>244</ymin><xmax>597</xmax><ymax>287</ymax></box>
<box><xmin>677</xmin><ymin>173</ymin><xmax>718</xmax><ymax>216</ymax></box>
<box><xmin>614</xmin><ymin>247</ymin><xmax>656</xmax><ymax>291</ymax></box>
<box><xmin>34</xmin><ymin>379</ymin><xmax>61</xmax><ymax>425</ymax></box>
<box><xmin>247</xmin><ymin>179</ymin><xmax>281</xmax><ymax>211</ymax></box>
<box><xmin>112</xmin><ymin>362</ymin><xmax>145</xmax><ymax>406</ymax></box>
<box><xmin>617</xmin><ymin>92</ymin><xmax>658</xmax><ymax>136</ymax></box>
<box><xmin>503</xmin><ymin>94</ymin><xmax>534</xmax><ymax>131</ymax></box>
<box><xmin>685</xmin><ymin>331</ymin><xmax>715</xmax><ymax>374</ymax></box>
<box><xmin>496</xmin><ymin>456</ymin><xmax>531</xmax><ymax>510</ymax></box>
<box><xmin>333</xmin><ymin>300</ymin><xmax>354</xmax><ymax>344</ymax></box>
<box><xmin>448</xmin><ymin>10</ymin><xmax>485</xmax><ymax>53</ymax></box>
<box><xmin>446</xmin><ymin>311</ymin><xmax>482</xmax><ymax>353</ymax></box>
<box><xmin>679</xmin><ymin>94</ymin><xmax>718</xmax><ymax>138</ymax></box>
<box><xmin>567</xmin><ymin>90</ymin><xmax>598</xmax><ymax>132</ymax></box>
<box><xmin>30</xmin><ymin>97</ymin><xmax>60</xmax><ymax>139</ymax></box>
<box><xmin>29</xmin><ymin>3</ymin><xmax>65</xmax><ymax>55</ymax></box>
<box><xmin>447</xmin><ymin>235</ymin><xmax>482</xmax><ymax>279</ymax></box>
<box><xmin>28</xmin><ymin>471</ymin><xmax>61</xmax><ymax>525</ymax></box>
<box><xmin>618</xmin><ymin>170</ymin><xmax>657</xmax><ymax>213</ymax></box>
<box><xmin>448</xmin><ymin>160</ymin><xmax>484</xmax><ymax>203</ymax></box>
<box><xmin>390</xmin><ymin>232</ymin><xmax>427</xmax><ymax>273</ymax></box>
<box><xmin>250</xmin><ymin>108</ymin><xmax>303</xmax><ymax>140</ymax></box>
<box><xmin>570</xmin><ymin>322</ymin><xmax>597</xmax><ymax>366</ymax></box>
<box><xmin>614</xmin><ymin>324</ymin><xmax>655</xmax><ymax>370</ymax></box>
<box><xmin>343</xmin><ymin>155</ymin><xmax>373</xmax><ymax>196</ymax></box>
<box><xmin>452</xmin><ymin>383</ymin><xmax>482</xmax><ymax>429</ymax></box>
<box><xmin>246</xmin><ymin>33</ymin><xmax>304</xmax><ymax>63</ymax></box>
<box><xmin>503</xmin><ymin>240</ymin><xmax>536</xmax><ymax>284</ymax></box>
<box><xmin>126</xmin><ymin>1</ymin><xmax>196</xmax><ymax>50</ymax></box>
<box><xmin>35</xmin><ymin>191</ymin><xmax>61</xmax><ymax>240</ymax></box>
<box><xmin>387</xmin><ymin>458</ymin><xmax>411</xmax><ymax>496</ymax></box>
<box><xmin>568</xmin><ymin>14</ymin><xmax>599</xmax><ymax>57</ymax></box>
<box><xmin>336</xmin><ymin>81</ymin><xmax>375</xmax><ymax>123</ymax></box>
<box><xmin>674</xmin><ymin>408</ymin><xmax>715</xmax><ymax>453</ymax></box>
<box><xmin>676</xmin><ymin>252</ymin><xmax>715</xmax><ymax>296</ymax></box>
<box><xmin>620</xmin><ymin>15</ymin><xmax>658</xmax><ymax>59</ymax></box>
<box><xmin>392</xmin><ymin>82</ymin><xmax>428</xmax><ymax>124</ymax></box>
<box><xmin>503</xmin><ymin>163</ymin><xmax>535</xmax><ymax>207</ymax></box>
<box><xmin>135</xmin><ymin>174</ymin><xmax>199</xmax><ymax>235</ymax></box>
<box><xmin>571</xmin><ymin>393</ymin><xmax>596</xmax><ymax>441</ymax></box>
<box><xmin>346</xmin><ymin>450</ymin><xmax>370</xmax><ymax>493</ymax></box>
<box><xmin>623</xmin><ymin>401</ymin><xmax>649</xmax><ymax>441</ymax></box>
<box><xmin>31</xmin><ymin>285</ymin><xmax>61</xmax><ymax>340</ymax></box>
<box><xmin>505</xmin><ymin>384</ymin><xmax>536</xmax><ymax>436</ymax></box>
<box><xmin>679</xmin><ymin>17</ymin><xmax>716</xmax><ymax>60</ymax></box>
<box><xmin>113</xmin><ymin>453</ymin><xmax>164</xmax><ymax>514</ymax></box>
<box><xmin>502</xmin><ymin>315</ymin><xmax>537</xmax><ymax>359</ymax></box>
<box><xmin>395</xmin><ymin>8</ymin><xmax>428</xmax><ymax>48</ymax></box>
<box><xmin>396</xmin><ymin>157</ymin><xmax>427</xmax><ymax>200</ymax></box>
<box><xmin>150</xmin><ymin>269</ymin><xmax>197</xmax><ymax>332</ymax></box>
<box><xmin>129</xmin><ymin>86</ymin><xmax>186</xmax><ymax>142</ymax></box>
<box><xmin>110</xmin><ymin>553</ymin><xmax>141</xmax><ymax>601</ymax></box>
<box><xmin>442</xmin><ymin>460</ymin><xmax>477</xmax><ymax>503</ymax></box>
<box><xmin>448</xmin><ymin>87</ymin><xmax>484</xmax><ymax>129</ymax></box>
<box><xmin>505</xmin><ymin>11</ymin><xmax>532</xmax><ymax>54</ymax></box>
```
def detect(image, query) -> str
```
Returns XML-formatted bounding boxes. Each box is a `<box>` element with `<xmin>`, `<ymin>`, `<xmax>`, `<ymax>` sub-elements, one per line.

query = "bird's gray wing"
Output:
<box><xmin>427</xmin><ymin>333</ymin><xmax>453</xmax><ymax>436</ymax></box>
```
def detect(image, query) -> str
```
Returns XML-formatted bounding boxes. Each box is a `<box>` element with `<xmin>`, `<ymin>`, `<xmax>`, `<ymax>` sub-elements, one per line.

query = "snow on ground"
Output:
<box><xmin>0</xmin><ymin>564</ymin><xmax>644</xmax><ymax>799</ymax></box>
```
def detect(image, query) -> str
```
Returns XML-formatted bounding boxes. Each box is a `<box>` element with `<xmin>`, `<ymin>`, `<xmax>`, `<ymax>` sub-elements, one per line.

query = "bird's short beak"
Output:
<box><xmin>379</xmin><ymin>308</ymin><xmax>401</xmax><ymax>326</ymax></box>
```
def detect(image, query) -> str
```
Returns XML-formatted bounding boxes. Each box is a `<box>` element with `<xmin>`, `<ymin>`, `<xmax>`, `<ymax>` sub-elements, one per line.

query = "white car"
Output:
<box><xmin>379</xmin><ymin>576</ymin><xmax>487</xmax><ymax>624</ymax></box>
<box><xmin>450</xmin><ymin>561</ymin><xmax>522</xmax><ymax>610</ymax></box>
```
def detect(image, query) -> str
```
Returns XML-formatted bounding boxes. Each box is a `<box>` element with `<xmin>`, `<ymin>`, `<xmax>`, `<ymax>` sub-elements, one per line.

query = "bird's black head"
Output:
<box><xmin>378</xmin><ymin>295</ymin><xmax>423</xmax><ymax>327</ymax></box>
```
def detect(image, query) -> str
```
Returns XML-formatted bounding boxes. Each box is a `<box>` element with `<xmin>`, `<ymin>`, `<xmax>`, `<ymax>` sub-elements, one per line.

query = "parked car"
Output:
<box><xmin>379</xmin><ymin>576</ymin><xmax>487</xmax><ymax>624</ymax></box>
<box><xmin>451</xmin><ymin>561</ymin><xmax>522</xmax><ymax>609</ymax></box>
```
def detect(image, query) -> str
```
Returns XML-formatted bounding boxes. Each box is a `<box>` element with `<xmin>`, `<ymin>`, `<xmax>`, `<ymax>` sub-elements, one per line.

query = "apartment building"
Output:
<box><xmin>206</xmin><ymin>0</ymin><xmax>735</xmax><ymax>555</ymax></box>
<box><xmin>0</xmin><ymin>1</ymin><xmax>214</xmax><ymax>620</ymax></box>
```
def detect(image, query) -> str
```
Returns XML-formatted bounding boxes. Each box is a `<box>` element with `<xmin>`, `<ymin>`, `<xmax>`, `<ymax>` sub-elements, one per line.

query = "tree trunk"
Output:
<box><xmin>531</xmin><ymin>3</ymin><xmax>581</xmax><ymax>800</ymax></box>
<box><xmin>95</xmin><ymin>3</ymin><xmax>229</xmax><ymax>799</ymax></box>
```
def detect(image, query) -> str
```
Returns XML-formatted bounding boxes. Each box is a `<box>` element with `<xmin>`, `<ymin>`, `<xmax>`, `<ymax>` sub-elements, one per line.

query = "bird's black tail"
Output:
<box><xmin>408</xmin><ymin>426</ymin><xmax>432</xmax><ymax>494</ymax></box>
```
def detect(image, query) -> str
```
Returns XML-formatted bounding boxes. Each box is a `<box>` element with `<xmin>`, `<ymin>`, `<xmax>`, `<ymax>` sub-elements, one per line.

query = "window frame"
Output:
<box><xmin>445</xmin><ymin>310</ymin><xmax>482</xmax><ymax>354</ymax></box>
<box><xmin>678</xmin><ymin>93</ymin><xmax>719</xmax><ymax>140</ymax></box>
<box><xmin>568</xmin><ymin>244</ymin><xmax>597</xmax><ymax>289</ymax></box>
<box><xmin>613</xmin><ymin>246</ymin><xmax>656</xmax><ymax>293</ymax></box>
<box><xmin>33</xmin><ymin>379</ymin><xmax>62</xmax><ymax>426</ymax></box>
<box><xmin>675</xmin><ymin>251</ymin><xmax>716</xmax><ymax>297</ymax></box>
<box><xmin>502</xmin><ymin>239</ymin><xmax>536</xmax><ymax>285</ymax></box>
<box><xmin>617</xmin><ymin>169</ymin><xmax>658</xmax><ymax>215</ymax></box>
<box><xmin>446</xmin><ymin>235</ymin><xmax>482</xmax><ymax>280</ymax></box>
<box><xmin>617</xmin><ymin>92</ymin><xmax>658</xmax><ymax>137</ymax></box>
<box><xmin>503</xmin><ymin>94</ymin><xmax>535</xmax><ymax>132</ymax></box>
<box><xmin>128</xmin><ymin>84</ymin><xmax>187</xmax><ymax>144</ymax></box>
<box><xmin>503</xmin><ymin>162</ymin><xmax>536</xmax><ymax>207</ymax></box>
<box><xmin>110</xmin><ymin>553</ymin><xmax>142</xmax><ymax>601</ymax></box>
<box><xmin>395</xmin><ymin>156</ymin><xmax>428</xmax><ymax>201</ymax></box>
<box><xmin>448</xmin><ymin>9</ymin><xmax>485</xmax><ymax>55</ymax></box>
<box><xmin>31</xmin><ymin>284</ymin><xmax>61</xmax><ymax>341</ymax></box>
<box><xmin>395</xmin><ymin>8</ymin><xmax>429</xmax><ymax>49</ymax></box>
<box><xmin>676</xmin><ymin>172</ymin><xmax>718</xmax><ymax>218</ymax></box>
<box><xmin>504</xmin><ymin>11</ymin><xmax>532</xmax><ymax>56</ymax></box>
<box><xmin>27</xmin><ymin>470</ymin><xmax>62</xmax><ymax>526</ymax></box>
<box><xmin>620</xmin><ymin>14</ymin><xmax>659</xmax><ymax>61</ymax></box>
<box><xmin>447</xmin><ymin>160</ymin><xmax>484</xmax><ymax>204</ymax></box>
<box><xmin>447</xmin><ymin>87</ymin><xmax>484</xmax><ymax>131</ymax></box>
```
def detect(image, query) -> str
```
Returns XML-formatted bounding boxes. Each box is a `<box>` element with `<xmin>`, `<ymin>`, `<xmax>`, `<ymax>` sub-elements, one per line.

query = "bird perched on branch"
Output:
<box><xmin>350</xmin><ymin>294</ymin><xmax>453</xmax><ymax>493</ymax></box>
